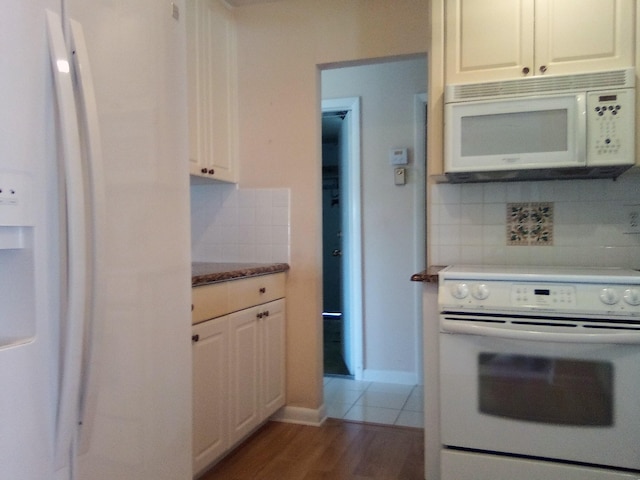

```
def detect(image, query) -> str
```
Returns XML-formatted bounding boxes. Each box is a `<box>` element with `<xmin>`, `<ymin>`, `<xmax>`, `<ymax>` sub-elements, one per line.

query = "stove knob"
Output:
<box><xmin>623</xmin><ymin>288</ymin><xmax>640</xmax><ymax>306</ymax></box>
<box><xmin>450</xmin><ymin>283</ymin><xmax>469</xmax><ymax>299</ymax></box>
<box><xmin>599</xmin><ymin>288</ymin><xmax>620</xmax><ymax>305</ymax></box>
<box><xmin>472</xmin><ymin>283</ymin><xmax>490</xmax><ymax>300</ymax></box>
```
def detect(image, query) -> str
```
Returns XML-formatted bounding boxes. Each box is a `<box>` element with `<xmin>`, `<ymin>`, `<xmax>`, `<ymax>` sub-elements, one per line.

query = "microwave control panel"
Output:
<box><xmin>586</xmin><ymin>88</ymin><xmax>635</xmax><ymax>165</ymax></box>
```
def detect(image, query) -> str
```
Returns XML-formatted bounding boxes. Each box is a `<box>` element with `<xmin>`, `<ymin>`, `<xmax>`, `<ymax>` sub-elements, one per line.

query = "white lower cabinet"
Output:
<box><xmin>192</xmin><ymin>317</ymin><xmax>228</xmax><ymax>474</ymax></box>
<box><xmin>191</xmin><ymin>274</ymin><xmax>285</xmax><ymax>476</ymax></box>
<box><xmin>228</xmin><ymin>299</ymin><xmax>285</xmax><ymax>446</ymax></box>
<box><xmin>227</xmin><ymin>306</ymin><xmax>260</xmax><ymax>445</ymax></box>
<box><xmin>261</xmin><ymin>301</ymin><xmax>286</xmax><ymax>417</ymax></box>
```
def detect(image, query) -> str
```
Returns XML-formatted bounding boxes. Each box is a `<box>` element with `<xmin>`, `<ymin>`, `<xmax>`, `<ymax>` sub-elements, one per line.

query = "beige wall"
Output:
<box><xmin>232</xmin><ymin>0</ymin><xmax>429</xmax><ymax>411</ymax></box>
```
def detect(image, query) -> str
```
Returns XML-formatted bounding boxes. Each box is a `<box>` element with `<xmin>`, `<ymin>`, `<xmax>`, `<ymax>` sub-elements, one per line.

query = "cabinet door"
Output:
<box><xmin>445</xmin><ymin>0</ymin><xmax>535</xmax><ymax>83</ymax></box>
<box><xmin>192</xmin><ymin>317</ymin><xmax>228</xmax><ymax>476</ymax></box>
<box><xmin>228</xmin><ymin>307</ymin><xmax>260</xmax><ymax>445</ymax></box>
<box><xmin>261</xmin><ymin>299</ymin><xmax>286</xmax><ymax>417</ymax></box>
<box><xmin>534</xmin><ymin>0</ymin><xmax>634</xmax><ymax>76</ymax></box>
<box><xmin>186</xmin><ymin>0</ymin><xmax>237</xmax><ymax>183</ymax></box>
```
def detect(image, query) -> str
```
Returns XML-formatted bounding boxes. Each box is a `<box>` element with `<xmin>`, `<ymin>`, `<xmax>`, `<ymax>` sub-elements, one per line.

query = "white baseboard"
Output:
<box><xmin>362</xmin><ymin>369</ymin><xmax>419</xmax><ymax>385</ymax></box>
<box><xmin>270</xmin><ymin>404</ymin><xmax>327</xmax><ymax>427</ymax></box>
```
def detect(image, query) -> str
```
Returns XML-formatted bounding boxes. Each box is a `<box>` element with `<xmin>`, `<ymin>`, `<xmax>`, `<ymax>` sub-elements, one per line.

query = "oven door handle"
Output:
<box><xmin>442</xmin><ymin>322</ymin><xmax>640</xmax><ymax>345</ymax></box>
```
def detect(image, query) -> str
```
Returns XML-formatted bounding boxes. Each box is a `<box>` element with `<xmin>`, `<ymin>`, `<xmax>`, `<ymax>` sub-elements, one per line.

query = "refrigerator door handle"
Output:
<box><xmin>68</xmin><ymin>17</ymin><xmax>106</xmax><ymax>457</ymax></box>
<box><xmin>46</xmin><ymin>9</ymin><xmax>88</xmax><ymax>473</ymax></box>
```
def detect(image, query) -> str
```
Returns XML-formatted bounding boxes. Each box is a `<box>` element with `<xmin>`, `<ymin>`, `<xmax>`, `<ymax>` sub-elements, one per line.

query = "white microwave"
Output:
<box><xmin>444</xmin><ymin>69</ymin><xmax>635</xmax><ymax>182</ymax></box>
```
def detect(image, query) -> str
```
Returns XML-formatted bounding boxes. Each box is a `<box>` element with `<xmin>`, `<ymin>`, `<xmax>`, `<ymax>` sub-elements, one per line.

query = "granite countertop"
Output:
<box><xmin>410</xmin><ymin>265</ymin><xmax>446</xmax><ymax>283</ymax></box>
<box><xmin>192</xmin><ymin>262</ymin><xmax>290</xmax><ymax>287</ymax></box>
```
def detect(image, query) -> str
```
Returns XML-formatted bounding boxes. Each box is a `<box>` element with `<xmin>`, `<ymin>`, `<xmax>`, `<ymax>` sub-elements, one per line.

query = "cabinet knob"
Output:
<box><xmin>522</xmin><ymin>66</ymin><xmax>530</xmax><ymax>75</ymax></box>
<box><xmin>257</xmin><ymin>312</ymin><xmax>264</xmax><ymax>319</ymax></box>
<box><xmin>259</xmin><ymin>287</ymin><xmax>266</xmax><ymax>294</ymax></box>
<box><xmin>208</xmin><ymin>168</ymin><xmax>215</xmax><ymax>175</ymax></box>
<box><xmin>539</xmin><ymin>65</ymin><xmax>547</xmax><ymax>74</ymax></box>
<box><xmin>192</xmin><ymin>334</ymin><xmax>200</xmax><ymax>343</ymax></box>
<box><xmin>200</xmin><ymin>168</ymin><xmax>207</xmax><ymax>174</ymax></box>
<box><xmin>264</xmin><ymin>310</ymin><xmax>269</xmax><ymax>317</ymax></box>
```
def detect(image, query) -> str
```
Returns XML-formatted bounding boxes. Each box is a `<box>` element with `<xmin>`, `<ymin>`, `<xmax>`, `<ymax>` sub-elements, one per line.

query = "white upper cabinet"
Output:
<box><xmin>446</xmin><ymin>0</ymin><xmax>534</xmax><ymax>82</ymax></box>
<box><xmin>445</xmin><ymin>0</ymin><xmax>634</xmax><ymax>83</ymax></box>
<box><xmin>187</xmin><ymin>0</ymin><xmax>237</xmax><ymax>183</ymax></box>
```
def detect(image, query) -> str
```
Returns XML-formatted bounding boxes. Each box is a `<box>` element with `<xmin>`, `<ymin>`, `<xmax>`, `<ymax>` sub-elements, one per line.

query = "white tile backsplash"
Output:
<box><xmin>191</xmin><ymin>184</ymin><xmax>291</xmax><ymax>264</ymax></box>
<box><xmin>430</xmin><ymin>171</ymin><xmax>640</xmax><ymax>269</ymax></box>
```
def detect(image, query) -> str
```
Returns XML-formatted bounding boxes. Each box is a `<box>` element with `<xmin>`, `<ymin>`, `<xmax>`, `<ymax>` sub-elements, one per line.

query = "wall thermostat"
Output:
<box><xmin>389</xmin><ymin>147</ymin><xmax>408</xmax><ymax>165</ymax></box>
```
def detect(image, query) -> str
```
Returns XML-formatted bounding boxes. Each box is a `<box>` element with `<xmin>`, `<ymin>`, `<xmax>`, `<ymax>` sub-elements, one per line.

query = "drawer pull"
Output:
<box><xmin>259</xmin><ymin>287</ymin><xmax>266</xmax><ymax>294</ymax></box>
<box><xmin>192</xmin><ymin>334</ymin><xmax>200</xmax><ymax>343</ymax></box>
<box><xmin>264</xmin><ymin>310</ymin><xmax>270</xmax><ymax>317</ymax></box>
<box><xmin>257</xmin><ymin>312</ymin><xmax>264</xmax><ymax>319</ymax></box>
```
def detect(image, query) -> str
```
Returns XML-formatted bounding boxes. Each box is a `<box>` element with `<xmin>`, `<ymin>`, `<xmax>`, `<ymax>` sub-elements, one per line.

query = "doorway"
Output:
<box><xmin>321</xmin><ymin>97</ymin><xmax>362</xmax><ymax>379</ymax></box>
<box><xmin>321</xmin><ymin>56</ymin><xmax>426</xmax><ymax>386</ymax></box>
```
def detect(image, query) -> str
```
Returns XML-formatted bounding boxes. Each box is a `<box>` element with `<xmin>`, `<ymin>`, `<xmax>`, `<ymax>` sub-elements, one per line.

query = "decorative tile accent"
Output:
<box><xmin>507</xmin><ymin>203</ymin><xmax>530</xmax><ymax>246</ymax></box>
<box><xmin>528</xmin><ymin>202</ymin><xmax>553</xmax><ymax>244</ymax></box>
<box><xmin>507</xmin><ymin>202</ymin><xmax>553</xmax><ymax>246</ymax></box>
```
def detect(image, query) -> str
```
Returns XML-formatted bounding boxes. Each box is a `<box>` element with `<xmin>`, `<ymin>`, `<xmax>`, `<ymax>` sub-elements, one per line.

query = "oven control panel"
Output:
<box><xmin>511</xmin><ymin>284</ymin><xmax>576</xmax><ymax>307</ymax></box>
<box><xmin>440</xmin><ymin>280</ymin><xmax>640</xmax><ymax>316</ymax></box>
<box><xmin>438</xmin><ymin>266</ymin><xmax>640</xmax><ymax>316</ymax></box>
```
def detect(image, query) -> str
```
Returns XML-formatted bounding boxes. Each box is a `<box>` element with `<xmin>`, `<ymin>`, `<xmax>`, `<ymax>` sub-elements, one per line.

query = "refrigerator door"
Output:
<box><xmin>65</xmin><ymin>1</ymin><xmax>193</xmax><ymax>479</ymax></box>
<box><xmin>0</xmin><ymin>2</ymin><xmax>61</xmax><ymax>479</ymax></box>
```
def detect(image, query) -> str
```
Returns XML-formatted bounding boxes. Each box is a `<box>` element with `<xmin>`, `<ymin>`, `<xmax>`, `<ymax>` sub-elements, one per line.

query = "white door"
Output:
<box><xmin>322</xmin><ymin>97</ymin><xmax>363</xmax><ymax>379</ymax></box>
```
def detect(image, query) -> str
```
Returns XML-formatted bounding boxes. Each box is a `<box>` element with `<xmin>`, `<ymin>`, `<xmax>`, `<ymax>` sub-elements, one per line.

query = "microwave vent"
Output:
<box><xmin>446</xmin><ymin>68</ymin><xmax>635</xmax><ymax>103</ymax></box>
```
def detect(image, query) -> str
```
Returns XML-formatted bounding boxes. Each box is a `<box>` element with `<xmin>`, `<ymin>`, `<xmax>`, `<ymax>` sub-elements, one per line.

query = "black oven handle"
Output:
<box><xmin>442</xmin><ymin>322</ymin><xmax>640</xmax><ymax>345</ymax></box>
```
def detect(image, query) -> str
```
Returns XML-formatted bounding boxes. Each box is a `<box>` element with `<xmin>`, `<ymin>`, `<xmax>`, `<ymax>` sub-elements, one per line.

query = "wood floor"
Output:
<box><xmin>199</xmin><ymin>419</ymin><xmax>424</xmax><ymax>480</ymax></box>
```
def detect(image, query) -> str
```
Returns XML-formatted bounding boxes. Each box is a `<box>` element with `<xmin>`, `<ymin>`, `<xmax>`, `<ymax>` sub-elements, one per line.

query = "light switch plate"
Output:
<box><xmin>394</xmin><ymin>167</ymin><xmax>406</xmax><ymax>185</ymax></box>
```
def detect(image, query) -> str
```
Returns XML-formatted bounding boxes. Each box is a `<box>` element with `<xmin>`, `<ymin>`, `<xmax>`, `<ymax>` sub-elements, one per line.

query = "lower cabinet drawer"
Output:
<box><xmin>227</xmin><ymin>273</ymin><xmax>285</xmax><ymax>313</ymax></box>
<box><xmin>192</xmin><ymin>272</ymin><xmax>286</xmax><ymax>325</ymax></box>
<box><xmin>192</xmin><ymin>282</ymin><xmax>227</xmax><ymax>324</ymax></box>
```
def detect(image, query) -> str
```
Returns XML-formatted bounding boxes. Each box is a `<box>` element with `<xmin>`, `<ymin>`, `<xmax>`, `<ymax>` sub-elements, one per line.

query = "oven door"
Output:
<box><xmin>440</xmin><ymin>328</ymin><xmax>640</xmax><ymax>473</ymax></box>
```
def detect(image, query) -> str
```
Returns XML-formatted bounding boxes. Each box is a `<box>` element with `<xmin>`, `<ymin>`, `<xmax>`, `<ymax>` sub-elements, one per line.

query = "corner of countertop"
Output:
<box><xmin>411</xmin><ymin>265</ymin><xmax>446</xmax><ymax>283</ymax></box>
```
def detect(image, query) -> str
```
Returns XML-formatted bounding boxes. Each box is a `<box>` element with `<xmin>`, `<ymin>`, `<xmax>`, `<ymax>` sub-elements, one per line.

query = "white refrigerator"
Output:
<box><xmin>0</xmin><ymin>1</ymin><xmax>192</xmax><ymax>479</ymax></box>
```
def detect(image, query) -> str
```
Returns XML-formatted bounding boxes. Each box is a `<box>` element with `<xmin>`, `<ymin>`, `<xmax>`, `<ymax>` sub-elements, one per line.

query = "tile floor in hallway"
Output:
<box><xmin>323</xmin><ymin>376</ymin><xmax>424</xmax><ymax>428</ymax></box>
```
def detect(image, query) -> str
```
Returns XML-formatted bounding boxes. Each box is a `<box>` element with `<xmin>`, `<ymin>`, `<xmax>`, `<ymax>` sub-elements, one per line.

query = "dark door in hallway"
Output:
<box><xmin>322</xmin><ymin>110</ymin><xmax>350</xmax><ymax>376</ymax></box>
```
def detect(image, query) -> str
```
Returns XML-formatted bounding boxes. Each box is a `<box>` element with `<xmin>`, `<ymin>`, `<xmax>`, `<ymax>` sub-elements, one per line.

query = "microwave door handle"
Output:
<box><xmin>442</xmin><ymin>322</ymin><xmax>640</xmax><ymax>345</ymax></box>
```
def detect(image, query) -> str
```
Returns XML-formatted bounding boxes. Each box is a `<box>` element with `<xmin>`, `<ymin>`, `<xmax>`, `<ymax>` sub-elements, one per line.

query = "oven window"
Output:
<box><xmin>478</xmin><ymin>353</ymin><xmax>613</xmax><ymax>426</ymax></box>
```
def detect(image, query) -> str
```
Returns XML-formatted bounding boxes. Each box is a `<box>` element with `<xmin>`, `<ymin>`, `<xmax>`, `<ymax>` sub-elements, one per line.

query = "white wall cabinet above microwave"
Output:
<box><xmin>445</xmin><ymin>0</ymin><xmax>634</xmax><ymax>84</ymax></box>
<box><xmin>187</xmin><ymin>0</ymin><xmax>238</xmax><ymax>183</ymax></box>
